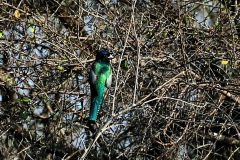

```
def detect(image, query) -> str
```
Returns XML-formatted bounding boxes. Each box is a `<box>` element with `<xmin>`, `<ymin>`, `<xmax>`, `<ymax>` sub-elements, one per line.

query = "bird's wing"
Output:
<box><xmin>89</xmin><ymin>66</ymin><xmax>98</xmax><ymax>96</ymax></box>
<box><xmin>106</xmin><ymin>70</ymin><xmax>112</xmax><ymax>88</ymax></box>
<box><xmin>89</xmin><ymin>67</ymin><xmax>97</xmax><ymax>85</ymax></box>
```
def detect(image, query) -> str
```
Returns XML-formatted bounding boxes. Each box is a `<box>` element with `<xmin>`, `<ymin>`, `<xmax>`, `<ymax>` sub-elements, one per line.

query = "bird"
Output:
<box><xmin>88</xmin><ymin>50</ymin><xmax>112</xmax><ymax>122</ymax></box>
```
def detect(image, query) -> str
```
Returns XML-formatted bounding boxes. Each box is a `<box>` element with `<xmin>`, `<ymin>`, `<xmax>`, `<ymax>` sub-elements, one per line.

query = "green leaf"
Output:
<box><xmin>43</xmin><ymin>66</ymin><xmax>48</xmax><ymax>71</ymax></box>
<box><xmin>229</xmin><ymin>72</ymin><xmax>234</xmax><ymax>78</ymax></box>
<box><xmin>61</xmin><ymin>1</ymin><xmax>66</xmax><ymax>6</ymax></box>
<box><xmin>22</xmin><ymin>97</ymin><xmax>31</xmax><ymax>103</ymax></box>
<box><xmin>29</xmin><ymin>37</ymin><xmax>35</xmax><ymax>42</ymax></box>
<box><xmin>2</xmin><ymin>6</ymin><xmax>7</xmax><ymax>11</ymax></box>
<box><xmin>7</xmin><ymin>76</ymin><xmax>15</xmax><ymax>85</ymax></box>
<box><xmin>29</xmin><ymin>27</ymin><xmax>35</xmax><ymax>32</ymax></box>
<box><xmin>226</xmin><ymin>63</ymin><xmax>231</xmax><ymax>68</ymax></box>
<box><xmin>0</xmin><ymin>32</ymin><xmax>2</xmax><ymax>38</ymax></box>
<box><xmin>58</xmin><ymin>65</ymin><xmax>64</xmax><ymax>71</ymax></box>
<box><xmin>121</xmin><ymin>59</ymin><xmax>128</xmax><ymax>69</ymax></box>
<box><xmin>22</xmin><ymin>112</ymin><xmax>28</xmax><ymax>120</ymax></box>
<box><xmin>28</xmin><ymin>19</ymin><xmax>34</xmax><ymax>24</ymax></box>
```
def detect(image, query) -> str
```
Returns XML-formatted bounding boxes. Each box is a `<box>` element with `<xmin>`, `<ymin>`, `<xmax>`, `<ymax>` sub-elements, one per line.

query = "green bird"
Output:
<box><xmin>88</xmin><ymin>50</ymin><xmax>112</xmax><ymax>122</ymax></box>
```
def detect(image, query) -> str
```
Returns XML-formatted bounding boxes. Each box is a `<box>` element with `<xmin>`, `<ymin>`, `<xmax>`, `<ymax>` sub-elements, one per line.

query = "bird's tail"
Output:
<box><xmin>89</xmin><ymin>84</ymin><xmax>105</xmax><ymax>121</ymax></box>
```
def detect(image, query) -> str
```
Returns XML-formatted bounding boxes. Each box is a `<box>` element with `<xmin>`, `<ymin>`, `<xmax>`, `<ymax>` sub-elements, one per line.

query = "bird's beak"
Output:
<box><xmin>108</xmin><ymin>54</ymin><xmax>113</xmax><ymax>59</ymax></box>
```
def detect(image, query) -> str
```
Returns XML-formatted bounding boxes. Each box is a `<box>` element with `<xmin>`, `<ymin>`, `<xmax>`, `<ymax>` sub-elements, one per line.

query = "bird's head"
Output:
<box><xmin>96</xmin><ymin>50</ymin><xmax>113</xmax><ymax>62</ymax></box>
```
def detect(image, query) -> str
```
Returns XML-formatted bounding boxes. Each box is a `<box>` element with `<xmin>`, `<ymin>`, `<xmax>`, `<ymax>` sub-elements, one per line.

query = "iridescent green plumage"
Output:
<box><xmin>89</xmin><ymin>50</ymin><xmax>112</xmax><ymax>122</ymax></box>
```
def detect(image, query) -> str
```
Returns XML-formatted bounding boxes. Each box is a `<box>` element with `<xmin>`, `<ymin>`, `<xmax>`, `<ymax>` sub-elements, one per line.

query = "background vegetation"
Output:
<box><xmin>0</xmin><ymin>0</ymin><xmax>240</xmax><ymax>159</ymax></box>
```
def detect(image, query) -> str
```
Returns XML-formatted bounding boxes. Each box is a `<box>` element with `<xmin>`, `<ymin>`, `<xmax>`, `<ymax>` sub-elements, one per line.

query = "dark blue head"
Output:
<box><xmin>96</xmin><ymin>50</ymin><xmax>112</xmax><ymax>62</ymax></box>
<box><xmin>98</xmin><ymin>50</ymin><xmax>109</xmax><ymax>55</ymax></box>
